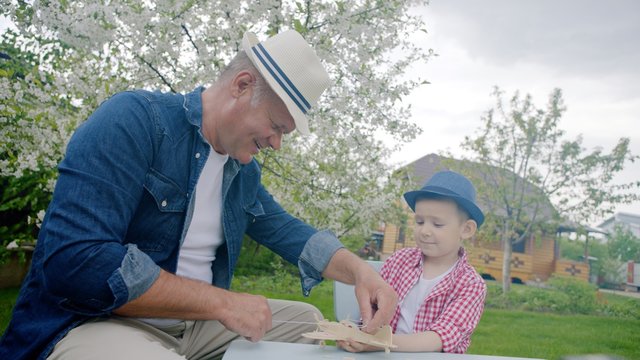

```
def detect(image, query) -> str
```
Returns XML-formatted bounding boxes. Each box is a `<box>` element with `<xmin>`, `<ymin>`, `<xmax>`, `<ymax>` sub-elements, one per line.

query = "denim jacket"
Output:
<box><xmin>0</xmin><ymin>87</ymin><xmax>343</xmax><ymax>360</ymax></box>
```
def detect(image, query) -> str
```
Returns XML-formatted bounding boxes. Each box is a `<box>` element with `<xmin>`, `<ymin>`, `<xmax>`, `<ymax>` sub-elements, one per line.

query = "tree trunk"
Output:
<box><xmin>502</xmin><ymin>231</ymin><xmax>512</xmax><ymax>293</ymax></box>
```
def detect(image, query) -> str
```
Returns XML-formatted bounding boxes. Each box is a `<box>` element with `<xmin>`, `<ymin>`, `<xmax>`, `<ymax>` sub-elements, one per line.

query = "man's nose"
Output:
<box><xmin>268</xmin><ymin>132</ymin><xmax>283</xmax><ymax>151</ymax></box>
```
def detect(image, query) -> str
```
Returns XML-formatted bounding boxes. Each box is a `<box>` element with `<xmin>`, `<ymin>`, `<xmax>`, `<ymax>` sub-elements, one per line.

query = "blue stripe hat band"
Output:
<box><xmin>242</xmin><ymin>30</ymin><xmax>331</xmax><ymax>136</ymax></box>
<box><xmin>252</xmin><ymin>44</ymin><xmax>311</xmax><ymax>114</ymax></box>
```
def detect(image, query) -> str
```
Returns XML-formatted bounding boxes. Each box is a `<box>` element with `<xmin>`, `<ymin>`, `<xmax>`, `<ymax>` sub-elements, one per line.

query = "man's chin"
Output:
<box><xmin>233</xmin><ymin>154</ymin><xmax>255</xmax><ymax>164</ymax></box>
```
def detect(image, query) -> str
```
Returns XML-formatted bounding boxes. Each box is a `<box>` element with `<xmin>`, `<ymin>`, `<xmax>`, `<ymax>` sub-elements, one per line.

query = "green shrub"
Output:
<box><xmin>518</xmin><ymin>287</ymin><xmax>571</xmax><ymax>313</ymax></box>
<box><xmin>0</xmin><ymin>172</ymin><xmax>52</xmax><ymax>264</ymax></box>
<box><xmin>598</xmin><ymin>298</ymin><xmax>640</xmax><ymax>320</ymax></box>
<box><xmin>485</xmin><ymin>280</ymin><xmax>613</xmax><ymax>316</ymax></box>
<box><xmin>234</xmin><ymin>237</ymin><xmax>299</xmax><ymax>277</ymax></box>
<box><xmin>547</xmin><ymin>276</ymin><xmax>598</xmax><ymax>314</ymax></box>
<box><xmin>485</xmin><ymin>285</ymin><xmax>571</xmax><ymax>313</ymax></box>
<box><xmin>233</xmin><ymin>252</ymin><xmax>299</xmax><ymax>294</ymax></box>
<box><xmin>483</xmin><ymin>283</ymin><xmax>507</xmax><ymax>308</ymax></box>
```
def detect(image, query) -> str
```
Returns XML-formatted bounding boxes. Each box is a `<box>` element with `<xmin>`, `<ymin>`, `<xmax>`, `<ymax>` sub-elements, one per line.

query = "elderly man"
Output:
<box><xmin>0</xmin><ymin>30</ymin><xmax>398</xmax><ymax>360</ymax></box>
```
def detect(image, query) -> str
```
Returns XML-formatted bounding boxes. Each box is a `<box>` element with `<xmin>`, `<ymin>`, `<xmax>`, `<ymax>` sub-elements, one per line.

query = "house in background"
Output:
<box><xmin>380</xmin><ymin>153</ymin><xmax>591</xmax><ymax>283</ymax></box>
<box><xmin>597</xmin><ymin>212</ymin><xmax>640</xmax><ymax>238</ymax></box>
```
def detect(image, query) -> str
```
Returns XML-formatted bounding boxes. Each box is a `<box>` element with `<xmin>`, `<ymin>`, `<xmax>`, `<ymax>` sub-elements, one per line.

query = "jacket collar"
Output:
<box><xmin>183</xmin><ymin>86</ymin><xmax>205</xmax><ymax>127</ymax></box>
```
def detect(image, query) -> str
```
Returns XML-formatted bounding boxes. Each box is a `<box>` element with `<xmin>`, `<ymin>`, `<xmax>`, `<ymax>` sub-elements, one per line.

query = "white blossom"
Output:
<box><xmin>2</xmin><ymin>0</ymin><xmax>431</xmax><ymax>237</ymax></box>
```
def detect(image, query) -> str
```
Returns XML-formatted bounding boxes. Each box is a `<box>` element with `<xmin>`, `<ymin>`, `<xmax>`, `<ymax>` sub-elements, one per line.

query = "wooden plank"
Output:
<box><xmin>382</xmin><ymin>224</ymin><xmax>398</xmax><ymax>254</ymax></box>
<box><xmin>553</xmin><ymin>260</ymin><xmax>589</xmax><ymax>282</ymax></box>
<box><xmin>531</xmin><ymin>237</ymin><xmax>555</xmax><ymax>281</ymax></box>
<box><xmin>467</xmin><ymin>247</ymin><xmax>533</xmax><ymax>273</ymax></box>
<box><xmin>468</xmin><ymin>248</ymin><xmax>503</xmax><ymax>271</ymax></box>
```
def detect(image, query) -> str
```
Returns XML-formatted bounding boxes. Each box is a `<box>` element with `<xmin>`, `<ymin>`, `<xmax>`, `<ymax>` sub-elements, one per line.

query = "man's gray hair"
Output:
<box><xmin>219</xmin><ymin>51</ymin><xmax>278</xmax><ymax>107</ymax></box>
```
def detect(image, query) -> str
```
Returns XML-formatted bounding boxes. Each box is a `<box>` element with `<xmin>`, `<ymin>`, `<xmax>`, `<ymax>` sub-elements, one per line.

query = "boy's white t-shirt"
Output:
<box><xmin>394</xmin><ymin>260</ymin><xmax>458</xmax><ymax>335</ymax></box>
<box><xmin>139</xmin><ymin>147</ymin><xmax>228</xmax><ymax>327</ymax></box>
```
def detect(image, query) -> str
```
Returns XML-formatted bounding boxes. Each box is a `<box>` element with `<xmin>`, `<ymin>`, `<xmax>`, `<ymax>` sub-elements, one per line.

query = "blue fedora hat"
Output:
<box><xmin>403</xmin><ymin>170</ymin><xmax>485</xmax><ymax>227</ymax></box>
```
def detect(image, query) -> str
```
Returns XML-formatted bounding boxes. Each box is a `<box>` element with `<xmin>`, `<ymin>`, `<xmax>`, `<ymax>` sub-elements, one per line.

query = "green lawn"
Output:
<box><xmin>231</xmin><ymin>278</ymin><xmax>640</xmax><ymax>360</ymax></box>
<box><xmin>469</xmin><ymin>309</ymin><xmax>640</xmax><ymax>360</ymax></box>
<box><xmin>2</xmin><ymin>281</ymin><xmax>640</xmax><ymax>360</ymax></box>
<box><xmin>0</xmin><ymin>287</ymin><xmax>19</xmax><ymax>332</ymax></box>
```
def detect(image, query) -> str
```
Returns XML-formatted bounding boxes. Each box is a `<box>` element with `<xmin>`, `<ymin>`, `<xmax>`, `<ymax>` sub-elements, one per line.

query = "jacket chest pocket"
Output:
<box><xmin>128</xmin><ymin>169</ymin><xmax>188</xmax><ymax>253</ymax></box>
<box><xmin>243</xmin><ymin>199</ymin><xmax>265</xmax><ymax>224</ymax></box>
<box><xmin>144</xmin><ymin>169</ymin><xmax>187</xmax><ymax>212</ymax></box>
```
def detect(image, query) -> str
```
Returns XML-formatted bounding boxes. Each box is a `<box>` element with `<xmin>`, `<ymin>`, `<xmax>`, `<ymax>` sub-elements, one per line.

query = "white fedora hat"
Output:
<box><xmin>242</xmin><ymin>30</ymin><xmax>331</xmax><ymax>135</ymax></box>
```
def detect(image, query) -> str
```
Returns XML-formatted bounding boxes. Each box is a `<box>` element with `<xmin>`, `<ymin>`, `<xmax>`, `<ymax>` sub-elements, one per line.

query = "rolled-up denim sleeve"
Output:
<box><xmin>115</xmin><ymin>244</ymin><xmax>162</xmax><ymax>302</ymax></box>
<box><xmin>298</xmin><ymin>230</ymin><xmax>344</xmax><ymax>296</ymax></box>
<box><xmin>41</xmin><ymin>92</ymin><xmax>160</xmax><ymax>316</ymax></box>
<box><xmin>51</xmin><ymin>244</ymin><xmax>161</xmax><ymax>316</ymax></box>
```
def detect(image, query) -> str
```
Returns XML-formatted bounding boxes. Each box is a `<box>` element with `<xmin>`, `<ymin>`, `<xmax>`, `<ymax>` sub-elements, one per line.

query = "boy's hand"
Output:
<box><xmin>337</xmin><ymin>339</ymin><xmax>381</xmax><ymax>353</ymax></box>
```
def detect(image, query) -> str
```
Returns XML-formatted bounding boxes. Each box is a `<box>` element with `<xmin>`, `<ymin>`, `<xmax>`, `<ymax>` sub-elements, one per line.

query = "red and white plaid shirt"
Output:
<box><xmin>380</xmin><ymin>247</ymin><xmax>486</xmax><ymax>353</ymax></box>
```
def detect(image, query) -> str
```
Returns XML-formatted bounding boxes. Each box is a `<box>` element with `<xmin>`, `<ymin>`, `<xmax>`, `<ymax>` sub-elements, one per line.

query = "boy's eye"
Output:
<box><xmin>434</xmin><ymin>223</ymin><xmax>444</xmax><ymax>228</ymax></box>
<box><xmin>415</xmin><ymin>220</ymin><xmax>424</xmax><ymax>225</ymax></box>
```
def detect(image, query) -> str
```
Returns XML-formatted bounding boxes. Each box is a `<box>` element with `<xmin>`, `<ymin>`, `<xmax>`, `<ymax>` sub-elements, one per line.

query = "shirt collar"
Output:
<box><xmin>183</xmin><ymin>86</ymin><xmax>205</xmax><ymax>127</ymax></box>
<box><xmin>410</xmin><ymin>246</ymin><xmax>468</xmax><ymax>274</ymax></box>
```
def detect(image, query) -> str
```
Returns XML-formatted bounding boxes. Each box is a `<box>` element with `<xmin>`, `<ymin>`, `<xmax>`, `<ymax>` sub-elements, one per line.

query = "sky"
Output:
<box><xmin>389</xmin><ymin>0</ymin><xmax>640</xmax><ymax>226</ymax></box>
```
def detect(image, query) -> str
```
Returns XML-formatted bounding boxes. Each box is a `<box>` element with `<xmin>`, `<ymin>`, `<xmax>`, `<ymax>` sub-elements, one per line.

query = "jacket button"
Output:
<box><xmin>195</xmin><ymin>153</ymin><xmax>201</xmax><ymax>159</ymax></box>
<box><xmin>161</xmin><ymin>200</ymin><xmax>168</xmax><ymax>207</ymax></box>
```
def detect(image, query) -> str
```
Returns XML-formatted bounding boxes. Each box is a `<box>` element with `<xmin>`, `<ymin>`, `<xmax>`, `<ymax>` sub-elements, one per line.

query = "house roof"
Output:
<box><xmin>401</xmin><ymin>153</ymin><xmax>601</xmax><ymax>234</ymax></box>
<box><xmin>557</xmin><ymin>220</ymin><xmax>608</xmax><ymax>235</ymax></box>
<box><xmin>597</xmin><ymin>212</ymin><xmax>640</xmax><ymax>229</ymax></box>
<box><xmin>405</xmin><ymin>153</ymin><xmax>444</xmax><ymax>185</ymax></box>
<box><xmin>402</xmin><ymin>153</ymin><xmax>557</xmax><ymax>221</ymax></box>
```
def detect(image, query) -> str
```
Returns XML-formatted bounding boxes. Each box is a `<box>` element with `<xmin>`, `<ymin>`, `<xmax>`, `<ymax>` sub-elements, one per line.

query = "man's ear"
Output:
<box><xmin>230</xmin><ymin>71</ymin><xmax>256</xmax><ymax>98</ymax></box>
<box><xmin>461</xmin><ymin>219</ymin><xmax>478</xmax><ymax>240</ymax></box>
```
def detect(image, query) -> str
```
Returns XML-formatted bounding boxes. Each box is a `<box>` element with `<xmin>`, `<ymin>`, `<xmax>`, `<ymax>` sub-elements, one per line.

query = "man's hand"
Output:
<box><xmin>114</xmin><ymin>270</ymin><xmax>272</xmax><ymax>342</ymax></box>
<box><xmin>322</xmin><ymin>249</ymin><xmax>398</xmax><ymax>333</ymax></box>
<box><xmin>354</xmin><ymin>273</ymin><xmax>397</xmax><ymax>333</ymax></box>
<box><xmin>219</xmin><ymin>292</ymin><xmax>272</xmax><ymax>342</ymax></box>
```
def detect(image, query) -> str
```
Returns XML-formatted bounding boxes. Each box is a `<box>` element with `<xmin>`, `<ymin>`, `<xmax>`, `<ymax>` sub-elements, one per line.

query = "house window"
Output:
<box><xmin>398</xmin><ymin>225</ymin><xmax>406</xmax><ymax>245</ymax></box>
<box><xmin>513</xmin><ymin>240</ymin><xmax>526</xmax><ymax>254</ymax></box>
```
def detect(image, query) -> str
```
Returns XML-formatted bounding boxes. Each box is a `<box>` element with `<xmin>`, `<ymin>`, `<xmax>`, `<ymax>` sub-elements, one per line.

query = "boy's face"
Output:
<box><xmin>413</xmin><ymin>198</ymin><xmax>477</xmax><ymax>262</ymax></box>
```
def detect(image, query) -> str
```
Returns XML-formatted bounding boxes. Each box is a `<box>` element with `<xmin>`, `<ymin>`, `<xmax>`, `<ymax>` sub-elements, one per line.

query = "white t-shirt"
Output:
<box><xmin>139</xmin><ymin>147</ymin><xmax>228</xmax><ymax>327</ymax></box>
<box><xmin>395</xmin><ymin>261</ymin><xmax>457</xmax><ymax>335</ymax></box>
<box><xmin>176</xmin><ymin>148</ymin><xmax>228</xmax><ymax>283</ymax></box>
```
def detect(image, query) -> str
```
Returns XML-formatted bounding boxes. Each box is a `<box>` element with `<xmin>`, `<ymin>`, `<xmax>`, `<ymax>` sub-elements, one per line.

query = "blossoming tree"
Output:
<box><xmin>456</xmin><ymin>88</ymin><xmax>638</xmax><ymax>292</ymax></box>
<box><xmin>1</xmin><ymin>0</ymin><xmax>431</xmax><ymax>241</ymax></box>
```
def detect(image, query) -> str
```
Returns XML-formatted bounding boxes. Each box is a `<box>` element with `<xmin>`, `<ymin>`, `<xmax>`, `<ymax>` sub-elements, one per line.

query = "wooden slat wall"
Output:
<box><xmin>554</xmin><ymin>260</ymin><xmax>589</xmax><ymax>282</ymax></box>
<box><xmin>530</xmin><ymin>237</ymin><xmax>556</xmax><ymax>281</ymax></box>
<box><xmin>467</xmin><ymin>248</ymin><xmax>503</xmax><ymax>272</ymax></box>
<box><xmin>382</xmin><ymin>224</ymin><xmax>398</xmax><ymax>255</ymax></box>
<box><xmin>467</xmin><ymin>247</ymin><xmax>533</xmax><ymax>281</ymax></box>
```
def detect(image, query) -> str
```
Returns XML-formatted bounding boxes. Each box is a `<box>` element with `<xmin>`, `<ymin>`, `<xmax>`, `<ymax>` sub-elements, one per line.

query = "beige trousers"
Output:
<box><xmin>47</xmin><ymin>299</ymin><xmax>321</xmax><ymax>360</ymax></box>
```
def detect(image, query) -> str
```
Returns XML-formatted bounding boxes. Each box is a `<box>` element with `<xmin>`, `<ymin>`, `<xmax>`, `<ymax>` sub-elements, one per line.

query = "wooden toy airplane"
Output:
<box><xmin>301</xmin><ymin>315</ymin><xmax>397</xmax><ymax>353</ymax></box>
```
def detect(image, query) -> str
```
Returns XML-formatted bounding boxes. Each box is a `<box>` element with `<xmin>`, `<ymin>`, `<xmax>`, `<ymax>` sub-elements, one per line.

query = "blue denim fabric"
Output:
<box><xmin>0</xmin><ymin>88</ymin><xmax>344</xmax><ymax>360</ymax></box>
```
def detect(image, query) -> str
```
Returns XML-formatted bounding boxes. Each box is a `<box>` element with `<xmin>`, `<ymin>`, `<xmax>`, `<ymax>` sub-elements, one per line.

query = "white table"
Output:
<box><xmin>222</xmin><ymin>340</ymin><xmax>543</xmax><ymax>360</ymax></box>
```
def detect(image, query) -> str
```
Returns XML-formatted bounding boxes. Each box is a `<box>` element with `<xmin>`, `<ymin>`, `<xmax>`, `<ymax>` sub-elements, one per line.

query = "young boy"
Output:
<box><xmin>339</xmin><ymin>170</ymin><xmax>487</xmax><ymax>354</ymax></box>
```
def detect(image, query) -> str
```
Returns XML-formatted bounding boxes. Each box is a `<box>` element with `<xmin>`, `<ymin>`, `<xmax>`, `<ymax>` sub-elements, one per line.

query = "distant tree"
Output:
<box><xmin>456</xmin><ymin>87</ymin><xmax>639</xmax><ymax>293</ymax></box>
<box><xmin>558</xmin><ymin>235</ymin><xmax>613</xmax><ymax>283</ymax></box>
<box><xmin>608</xmin><ymin>224</ymin><xmax>640</xmax><ymax>263</ymax></box>
<box><xmin>558</xmin><ymin>236</ymin><xmax>587</xmax><ymax>262</ymax></box>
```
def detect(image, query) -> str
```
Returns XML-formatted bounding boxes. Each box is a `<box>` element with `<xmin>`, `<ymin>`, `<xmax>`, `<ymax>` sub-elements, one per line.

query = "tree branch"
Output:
<box><xmin>181</xmin><ymin>24</ymin><xmax>199</xmax><ymax>55</ymax></box>
<box><xmin>136</xmin><ymin>54</ymin><xmax>176</xmax><ymax>93</ymax></box>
